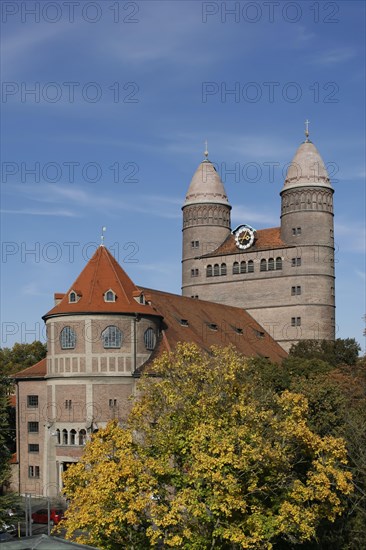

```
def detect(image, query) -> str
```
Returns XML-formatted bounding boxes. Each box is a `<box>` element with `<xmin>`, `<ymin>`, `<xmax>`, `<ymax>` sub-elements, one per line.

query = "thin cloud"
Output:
<box><xmin>1</xmin><ymin>208</ymin><xmax>79</xmax><ymax>217</ymax></box>
<box><xmin>309</xmin><ymin>47</ymin><xmax>356</xmax><ymax>66</ymax></box>
<box><xmin>232</xmin><ymin>205</ymin><xmax>278</xmax><ymax>227</ymax></box>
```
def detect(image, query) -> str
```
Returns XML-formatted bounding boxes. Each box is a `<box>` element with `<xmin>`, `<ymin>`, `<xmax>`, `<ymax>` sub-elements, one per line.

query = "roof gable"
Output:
<box><xmin>43</xmin><ymin>247</ymin><xmax>161</xmax><ymax>319</ymax></box>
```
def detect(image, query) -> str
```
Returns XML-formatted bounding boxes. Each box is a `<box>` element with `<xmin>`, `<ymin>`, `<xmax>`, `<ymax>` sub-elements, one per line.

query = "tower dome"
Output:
<box><xmin>184</xmin><ymin>160</ymin><xmax>230</xmax><ymax>207</ymax></box>
<box><xmin>282</xmin><ymin>140</ymin><xmax>332</xmax><ymax>192</ymax></box>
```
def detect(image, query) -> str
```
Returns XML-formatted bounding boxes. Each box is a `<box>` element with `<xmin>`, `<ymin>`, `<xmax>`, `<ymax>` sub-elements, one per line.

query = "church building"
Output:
<box><xmin>182</xmin><ymin>127</ymin><xmax>335</xmax><ymax>351</ymax></box>
<box><xmin>12</xmin><ymin>126</ymin><xmax>335</xmax><ymax>497</ymax></box>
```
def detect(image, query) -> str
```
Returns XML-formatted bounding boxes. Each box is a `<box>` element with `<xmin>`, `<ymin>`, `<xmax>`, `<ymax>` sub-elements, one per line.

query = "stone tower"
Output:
<box><xmin>180</xmin><ymin>128</ymin><xmax>336</xmax><ymax>351</ymax></box>
<box><xmin>182</xmin><ymin>150</ymin><xmax>232</xmax><ymax>297</ymax></box>
<box><xmin>280</xmin><ymin>130</ymin><xmax>335</xmax><ymax>342</ymax></box>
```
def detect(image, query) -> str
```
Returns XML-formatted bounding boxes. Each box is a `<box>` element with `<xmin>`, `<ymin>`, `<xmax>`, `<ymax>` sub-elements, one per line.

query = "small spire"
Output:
<box><xmin>204</xmin><ymin>139</ymin><xmax>209</xmax><ymax>160</ymax></box>
<box><xmin>304</xmin><ymin>119</ymin><xmax>310</xmax><ymax>142</ymax></box>
<box><xmin>100</xmin><ymin>226</ymin><xmax>107</xmax><ymax>247</ymax></box>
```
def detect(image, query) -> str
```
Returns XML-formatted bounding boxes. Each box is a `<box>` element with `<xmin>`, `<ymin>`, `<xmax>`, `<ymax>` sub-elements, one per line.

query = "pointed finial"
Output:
<box><xmin>204</xmin><ymin>139</ymin><xmax>209</xmax><ymax>159</ymax></box>
<box><xmin>305</xmin><ymin>119</ymin><xmax>310</xmax><ymax>142</ymax></box>
<box><xmin>100</xmin><ymin>226</ymin><xmax>107</xmax><ymax>247</ymax></box>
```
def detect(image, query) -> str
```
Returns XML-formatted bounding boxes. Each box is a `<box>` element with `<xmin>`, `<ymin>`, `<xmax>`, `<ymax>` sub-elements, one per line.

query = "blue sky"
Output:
<box><xmin>1</xmin><ymin>0</ymin><xmax>365</xmax><ymax>351</ymax></box>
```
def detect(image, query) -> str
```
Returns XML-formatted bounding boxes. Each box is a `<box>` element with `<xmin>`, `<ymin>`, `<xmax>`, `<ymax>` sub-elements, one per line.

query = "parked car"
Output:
<box><xmin>31</xmin><ymin>508</ymin><xmax>64</xmax><ymax>525</ymax></box>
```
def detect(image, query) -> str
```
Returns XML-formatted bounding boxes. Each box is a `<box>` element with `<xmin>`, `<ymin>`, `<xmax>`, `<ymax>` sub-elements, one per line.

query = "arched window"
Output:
<box><xmin>213</xmin><ymin>264</ymin><xmax>220</xmax><ymax>276</ymax></box>
<box><xmin>70</xmin><ymin>429</ymin><xmax>76</xmax><ymax>445</ymax></box>
<box><xmin>62</xmin><ymin>429</ymin><xmax>68</xmax><ymax>445</ymax></box>
<box><xmin>221</xmin><ymin>263</ymin><xmax>227</xmax><ymax>276</ymax></box>
<box><xmin>144</xmin><ymin>328</ymin><xmax>156</xmax><ymax>351</ymax></box>
<box><xmin>247</xmin><ymin>260</ymin><xmax>254</xmax><ymax>273</ymax></box>
<box><xmin>56</xmin><ymin>429</ymin><xmax>60</xmax><ymax>445</ymax></box>
<box><xmin>268</xmin><ymin>258</ymin><xmax>274</xmax><ymax>271</ymax></box>
<box><xmin>276</xmin><ymin>257</ymin><xmax>283</xmax><ymax>270</ymax></box>
<box><xmin>233</xmin><ymin>262</ymin><xmax>239</xmax><ymax>275</ymax></box>
<box><xmin>60</xmin><ymin>327</ymin><xmax>76</xmax><ymax>350</ymax></box>
<box><xmin>69</xmin><ymin>291</ymin><xmax>77</xmax><ymax>303</ymax></box>
<box><xmin>206</xmin><ymin>265</ymin><xmax>213</xmax><ymax>277</ymax></box>
<box><xmin>78</xmin><ymin>429</ymin><xmax>86</xmax><ymax>446</ymax></box>
<box><xmin>102</xmin><ymin>326</ymin><xmax>122</xmax><ymax>349</ymax></box>
<box><xmin>240</xmin><ymin>261</ymin><xmax>246</xmax><ymax>274</ymax></box>
<box><xmin>260</xmin><ymin>259</ymin><xmax>267</xmax><ymax>272</ymax></box>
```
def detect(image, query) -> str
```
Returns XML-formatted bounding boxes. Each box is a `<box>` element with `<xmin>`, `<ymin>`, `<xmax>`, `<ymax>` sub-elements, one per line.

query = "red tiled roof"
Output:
<box><xmin>43</xmin><ymin>247</ymin><xmax>162</xmax><ymax>319</ymax></box>
<box><xmin>13</xmin><ymin>358</ymin><xmax>47</xmax><ymax>379</ymax></box>
<box><xmin>202</xmin><ymin>227</ymin><xmax>288</xmax><ymax>258</ymax></box>
<box><xmin>139</xmin><ymin>288</ymin><xmax>287</xmax><ymax>366</ymax></box>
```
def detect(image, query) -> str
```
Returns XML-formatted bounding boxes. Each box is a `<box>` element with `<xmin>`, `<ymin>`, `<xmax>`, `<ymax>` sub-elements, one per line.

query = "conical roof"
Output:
<box><xmin>282</xmin><ymin>140</ymin><xmax>332</xmax><ymax>192</ymax></box>
<box><xmin>184</xmin><ymin>160</ymin><xmax>230</xmax><ymax>207</ymax></box>
<box><xmin>43</xmin><ymin>246</ymin><xmax>161</xmax><ymax>319</ymax></box>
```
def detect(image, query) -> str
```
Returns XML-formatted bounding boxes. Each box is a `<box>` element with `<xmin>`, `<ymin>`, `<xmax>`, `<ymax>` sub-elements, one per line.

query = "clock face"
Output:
<box><xmin>235</xmin><ymin>226</ymin><xmax>255</xmax><ymax>250</ymax></box>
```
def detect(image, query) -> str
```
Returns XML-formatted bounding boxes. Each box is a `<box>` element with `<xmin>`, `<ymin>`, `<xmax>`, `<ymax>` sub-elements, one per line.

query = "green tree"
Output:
<box><xmin>0</xmin><ymin>376</ymin><xmax>17</xmax><ymax>524</ymax></box>
<box><xmin>288</xmin><ymin>338</ymin><xmax>361</xmax><ymax>367</ymax></box>
<box><xmin>249</xmin><ymin>351</ymin><xmax>366</xmax><ymax>549</ymax></box>
<box><xmin>61</xmin><ymin>345</ymin><xmax>352</xmax><ymax>549</ymax></box>
<box><xmin>0</xmin><ymin>341</ymin><xmax>47</xmax><ymax>376</ymax></box>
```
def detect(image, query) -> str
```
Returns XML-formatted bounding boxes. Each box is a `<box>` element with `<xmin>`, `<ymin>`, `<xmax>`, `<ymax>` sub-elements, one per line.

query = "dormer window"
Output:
<box><xmin>104</xmin><ymin>290</ymin><xmax>116</xmax><ymax>302</ymax></box>
<box><xmin>69</xmin><ymin>291</ymin><xmax>77</xmax><ymax>303</ymax></box>
<box><xmin>207</xmin><ymin>323</ymin><xmax>218</xmax><ymax>331</ymax></box>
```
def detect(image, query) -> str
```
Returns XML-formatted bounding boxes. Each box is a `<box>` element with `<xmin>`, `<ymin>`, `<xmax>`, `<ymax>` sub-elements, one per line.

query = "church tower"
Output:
<box><xmin>280</xmin><ymin>125</ymin><xmax>335</xmax><ymax>342</ymax></box>
<box><xmin>182</xmin><ymin>147</ymin><xmax>232</xmax><ymax>297</ymax></box>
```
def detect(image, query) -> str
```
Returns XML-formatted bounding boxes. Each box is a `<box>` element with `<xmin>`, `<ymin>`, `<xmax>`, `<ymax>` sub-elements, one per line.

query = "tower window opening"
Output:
<box><xmin>291</xmin><ymin>286</ymin><xmax>301</xmax><ymax>296</ymax></box>
<box><xmin>291</xmin><ymin>317</ymin><xmax>301</xmax><ymax>327</ymax></box>
<box><xmin>233</xmin><ymin>262</ymin><xmax>239</xmax><ymax>275</ymax></box>
<box><xmin>247</xmin><ymin>260</ymin><xmax>254</xmax><ymax>273</ymax></box>
<box><xmin>240</xmin><ymin>261</ymin><xmax>246</xmax><ymax>274</ymax></box>
<box><xmin>268</xmin><ymin>258</ymin><xmax>274</xmax><ymax>271</ymax></box>
<box><xmin>221</xmin><ymin>263</ymin><xmax>227</xmax><ymax>276</ymax></box>
<box><xmin>260</xmin><ymin>259</ymin><xmax>267</xmax><ymax>272</ymax></box>
<box><xmin>206</xmin><ymin>265</ymin><xmax>213</xmax><ymax>277</ymax></box>
<box><xmin>291</xmin><ymin>257</ymin><xmax>301</xmax><ymax>267</ymax></box>
<box><xmin>275</xmin><ymin>257</ymin><xmax>282</xmax><ymax>270</ymax></box>
<box><xmin>191</xmin><ymin>268</ymin><xmax>199</xmax><ymax>277</ymax></box>
<box><xmin>213</xmin><ymin>264</ymin><xmax>220</xmax><ymax>276</ymax></box>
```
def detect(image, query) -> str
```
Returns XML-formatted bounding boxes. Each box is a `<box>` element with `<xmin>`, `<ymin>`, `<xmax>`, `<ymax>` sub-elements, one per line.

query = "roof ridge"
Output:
<box><xmin>87</xmin><ymin>247</ymin><xmax>102</xmax><ymax>304</ymax></box>
<box><xmin>104</xmin><ymin>247</ymin><xmax>132</xmax><ymax>304</ymax></box>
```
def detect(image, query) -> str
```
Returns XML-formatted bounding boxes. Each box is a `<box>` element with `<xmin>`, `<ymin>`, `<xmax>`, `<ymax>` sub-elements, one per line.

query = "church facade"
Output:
<box><xmin>182</xmin><ymin>131</ymin><xmax>335</xmax><ymax>351</ymax></box>
<box><xmin>12</xmin><ymin>128</ymin><xmax>335</xmax><ymax>498</ymax></box>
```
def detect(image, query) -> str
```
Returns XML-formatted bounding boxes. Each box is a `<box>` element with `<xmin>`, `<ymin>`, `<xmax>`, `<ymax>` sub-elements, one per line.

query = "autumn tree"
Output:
<box><xmin>248</xmin><ymin>348</ymin><xmax>366</xmax><ymax>549</ymax></box>
<box><xmin>61</xmin><ymin>344</ymin><xmax>352</xmax><ymax>549</ymax></box>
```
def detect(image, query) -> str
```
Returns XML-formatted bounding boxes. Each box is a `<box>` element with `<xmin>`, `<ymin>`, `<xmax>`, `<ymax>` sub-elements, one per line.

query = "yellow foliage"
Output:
<box><xmin>60</xmin><ymin>344</ymin><xmax>353</xmax><ymax>549</ymax></box>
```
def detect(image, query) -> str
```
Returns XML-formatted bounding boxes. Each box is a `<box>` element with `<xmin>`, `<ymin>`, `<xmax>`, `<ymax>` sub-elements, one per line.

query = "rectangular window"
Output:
<box><xmin>291</xmin><ymin>286</ymin><xmax>301</xmax><ymax>295</ymax></box>
<box><xmin>292</xmin><ymin>227</ymin><xmax>302</xmax><ymax>235</ymax></box>
<box><xmin>291</xmin><ymin>317</ymin><xmax>301</xmax><ymax>327</ymax></box>
<box><xmin>191</xmin><ymin>268</ymin><xmax>199</xmax><ymax>277</ymax></box>
<box><xmin>28</xmin><ymin>422</ymin><xmax>39</xmax><ymax>433</ymax></box>
<box><xmin>291</xmin><ymin>257</ymin><xmax>301</xmax><ymax>267</ymax></box>
<box><xmin>27</xmin><ymin>395</ymin><xmax>38</xmax><ymax>408</ymax></box>
<box><xmin>28</xmin><ymin>444</ymin><xmax>39</xmax><ymax>453</ymax></box>
<box><xmin>109</xmin><ymin>399</ymin><xmax>117</xmax><ymax>408</ymax></box>
<box><xmin>191</xmin><ymin>240</ymin><xmax>199</xmax><ymax>248</ymax></box>
<box><xmin>28</xmin><ymin>465</ymin><xmax>40</xmax><ymax>478</ymax></box>
<box><xmin>65</xmin><ymin>400</ymin><xmax>72</xmax><ymax>409</ymax></box>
